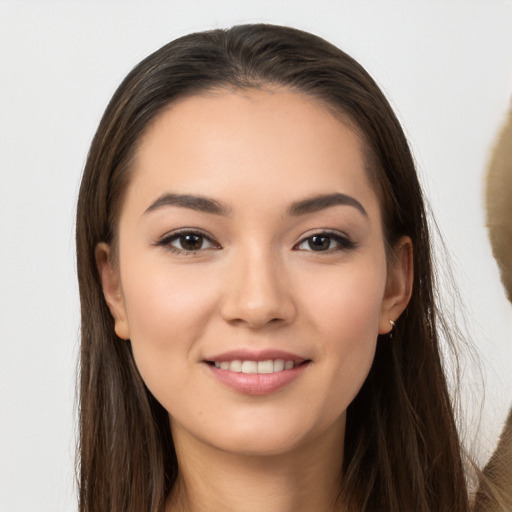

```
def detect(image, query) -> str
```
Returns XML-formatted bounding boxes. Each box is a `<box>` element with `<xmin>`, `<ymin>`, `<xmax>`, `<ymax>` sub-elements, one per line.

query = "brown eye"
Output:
<box><xmin>179</xmin><ymin>233</ymin><xmax>204</xmax><ymax>251</ymax></box>
<box><xmin>296</xmin><ymin>231</ymin><xmax>356</xmax><ymax>252</ymax></box>
<box><xmin>158</xmin><ymin>230</ymin><xmax>219</xmax><ymax>253</ymax></box>
<box><xmin>307</xmin><ymin>235</ymin><xmax>331</xmax><ymax>251</ymax></box>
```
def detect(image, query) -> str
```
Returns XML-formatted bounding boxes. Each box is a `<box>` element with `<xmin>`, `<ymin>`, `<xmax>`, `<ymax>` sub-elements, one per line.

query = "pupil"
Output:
<box><xmin>309</xmin><ymin>235</ymin><xmax>330</xmax><ymax>251</ymax></box>
<box><xmin>181</xmin><ymin>234</ymin><xmax>203</xmax><ymax>250</ymax></box>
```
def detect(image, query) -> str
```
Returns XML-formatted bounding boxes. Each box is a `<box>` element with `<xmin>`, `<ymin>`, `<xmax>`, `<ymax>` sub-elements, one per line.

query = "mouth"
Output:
<box><xmin>205</xmin><ymin>359</ymin><xmax>310</xmax><ymax>374</ymax></box>
<box><xmin>203</xmin><ymin>350</ymin><xmax>311</xmax><ymax>395</ymax></box>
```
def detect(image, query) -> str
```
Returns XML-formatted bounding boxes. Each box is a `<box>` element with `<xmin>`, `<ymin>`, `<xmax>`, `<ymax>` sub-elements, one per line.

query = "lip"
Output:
<box><xmin>203</xmin><ymin>349</ymin><xmax>311</xmax><ymax>396</ymax></box>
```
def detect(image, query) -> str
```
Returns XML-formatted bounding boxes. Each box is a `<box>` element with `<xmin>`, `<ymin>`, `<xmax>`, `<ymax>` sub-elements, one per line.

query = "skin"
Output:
<box><xmin>97</xmin><ymin>88</ymin><xmax>413</xmax><ymax>512</ymax></box>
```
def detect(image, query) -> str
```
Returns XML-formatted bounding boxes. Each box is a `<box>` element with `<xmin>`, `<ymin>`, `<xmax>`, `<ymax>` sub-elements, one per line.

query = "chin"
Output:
<box><xmin>174</xmin><ymin>406</ymin><xmax>346</xmax><ymax>459</ymax></box>
<box><xmin>205</xmin><ymin>425</ymin><xmax>310</xmax><ymax>457</ymax></box>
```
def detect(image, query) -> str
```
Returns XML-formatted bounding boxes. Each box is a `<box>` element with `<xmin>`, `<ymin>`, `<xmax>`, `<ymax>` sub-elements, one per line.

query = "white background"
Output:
<box><xmin>1</xmin><ymin>1</ymin><xmax>511</xmax><ymax>510</ymax></box>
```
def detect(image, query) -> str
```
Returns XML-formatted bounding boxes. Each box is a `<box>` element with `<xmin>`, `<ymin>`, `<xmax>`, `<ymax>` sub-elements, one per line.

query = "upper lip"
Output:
<box><xmin>204</xmin><ymin>349</ymin><xmax>309</xmax><ymax>364</ymax></box>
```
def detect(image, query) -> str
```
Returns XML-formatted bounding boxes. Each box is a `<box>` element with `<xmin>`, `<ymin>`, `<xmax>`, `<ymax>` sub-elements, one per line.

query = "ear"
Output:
<box><xmin>378</xmin><ymin>236</ymin><xmax>414</xmax><ymax>335</ymax></box>
<box><xmin>95</xmin><ymin>242</ymin><xmax>130</xmax><ymax>340</ymax></box>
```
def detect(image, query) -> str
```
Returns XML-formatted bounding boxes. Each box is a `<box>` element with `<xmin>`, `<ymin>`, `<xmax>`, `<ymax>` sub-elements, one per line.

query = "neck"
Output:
<box><xmin>165</xmin><ymin>417</ymin><xmax>345</xmax><ymax>512</ymax></box>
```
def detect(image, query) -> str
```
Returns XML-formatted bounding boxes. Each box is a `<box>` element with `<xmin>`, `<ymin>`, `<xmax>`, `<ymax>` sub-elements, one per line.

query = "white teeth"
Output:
<box><xmin>273</xmin><ymin>359</ymin><xmax>285</xmax><ymax>372</ymax></box>
<box><xmin>213</xmin><ymin>359</ymin><xmax>298</xmax><ymax>374</ymax></box>
<box><xmin>229</xmin><ymin>360</ymin><xmax>242</xmax><ymax>372</ymax></box>
<box><xmin>257</xmin><ymin>360</ymin><xmax>274</xmax><ymax>374</ymax></box>
<box><xmin>241</xmin><ymin>360</ymin><xmax>258</xmax><ymax>373</ymax></box>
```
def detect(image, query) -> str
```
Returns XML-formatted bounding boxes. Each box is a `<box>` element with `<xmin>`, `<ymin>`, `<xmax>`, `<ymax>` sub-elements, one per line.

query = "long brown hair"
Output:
<box><xmin>76</xmin><ymin>24</ymin><xmax>471</xmax><ymax>511</ymax></box>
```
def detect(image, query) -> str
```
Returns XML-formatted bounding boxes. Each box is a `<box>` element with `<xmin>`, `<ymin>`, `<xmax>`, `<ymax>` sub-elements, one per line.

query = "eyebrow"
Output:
<box><xmin>144</xmin><ymin>193</ymin><xmax>231</xmax><ymax>216</ymax></box>
<box><xmin>287</xmin><ymin>193</ymin><xmax>367</xmax><ymax>217</ymax></box>
<box><xmin>143</xmin><ymin>192</ymin><xmax>367</xmax><ymax>218</ymax></box>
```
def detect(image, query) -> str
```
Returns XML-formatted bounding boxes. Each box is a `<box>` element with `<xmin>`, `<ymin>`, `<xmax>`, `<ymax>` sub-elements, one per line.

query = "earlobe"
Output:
<box><xmin>378</xmin><ymin>237</ymin><xmax>414</xmax><ymax>335</ymax></box>
<box><xmin>95</xmin><ymin>242</ymin><xmax>130</xmax><ymax>340</ymax></box>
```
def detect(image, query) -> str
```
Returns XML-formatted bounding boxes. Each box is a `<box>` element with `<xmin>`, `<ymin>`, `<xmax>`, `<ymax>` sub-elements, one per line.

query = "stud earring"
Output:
<box><xmin>388</xmin><ymin>319</ymin><xmax>396</xmax><ymax>339</ymax></box>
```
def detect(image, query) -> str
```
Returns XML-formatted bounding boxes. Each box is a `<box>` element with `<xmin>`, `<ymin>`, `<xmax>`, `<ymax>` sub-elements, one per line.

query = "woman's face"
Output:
<box><xmin>98</xmin><ymin>88</ymin><xmax>411</xmax><ymax>456</ymax></box>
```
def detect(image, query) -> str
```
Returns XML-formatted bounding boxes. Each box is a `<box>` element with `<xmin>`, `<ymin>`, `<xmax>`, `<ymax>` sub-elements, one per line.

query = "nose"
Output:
<box><xmin>219</xmin><ymin>247</ymin><xmax>296</xmax><ymax>329</ymax></box>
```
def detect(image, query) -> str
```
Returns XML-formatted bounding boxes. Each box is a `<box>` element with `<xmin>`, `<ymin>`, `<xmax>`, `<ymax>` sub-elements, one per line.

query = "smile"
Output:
<box><xmin>204</xmin><ymin>351</ymin><xmax>311</xmax><ymax>395</ymax></box>
<box><xmin>211</xmin><ymin>359</ymin><xmax>297</xmax><ymax>373</ymax></box>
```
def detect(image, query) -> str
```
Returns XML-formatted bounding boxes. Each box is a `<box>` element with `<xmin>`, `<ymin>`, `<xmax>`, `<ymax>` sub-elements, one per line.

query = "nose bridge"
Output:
<box><xmin>220</xmin><ymin>243</ymin><xmax>294</xmax><ymax>328</ymax></box>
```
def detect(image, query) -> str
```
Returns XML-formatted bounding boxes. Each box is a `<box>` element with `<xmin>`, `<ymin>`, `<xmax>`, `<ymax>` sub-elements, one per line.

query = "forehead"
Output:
<box><xmin>124</xmin><ymin>88</ymin><xmax>380</xmax><ymax>219</ymax></box>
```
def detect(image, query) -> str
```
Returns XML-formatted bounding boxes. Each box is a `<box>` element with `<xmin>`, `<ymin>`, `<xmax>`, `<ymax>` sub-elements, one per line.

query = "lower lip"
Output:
<box><xmin>205</xmin><ymin>362</ymin><xmax>310</xmax><ymax>396</ymax></box>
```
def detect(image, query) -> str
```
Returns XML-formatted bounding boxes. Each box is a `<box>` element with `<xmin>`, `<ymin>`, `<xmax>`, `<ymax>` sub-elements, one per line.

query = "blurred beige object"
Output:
<box><xmin>485</xmin><ymin>102</ymin><xmax>512</xmax><ymax>302</ymax></box>
<box><xmin>474</xmin><ymin>102</ymin><xmax>512</xmax><ymax>511</ymax></box>
<box><xmin>474</xmin><ymin>409</ymin><xmax>512</xmax><ymax>511</ymax></box>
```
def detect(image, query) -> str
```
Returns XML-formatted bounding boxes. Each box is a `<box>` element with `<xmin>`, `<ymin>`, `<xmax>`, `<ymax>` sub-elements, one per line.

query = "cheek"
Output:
<box><xmin>119</xmin><ymin>258</ymin><xmax>219</xmax><ymax>385</ymax></box>
<box><xmin>301</xmin><ymin>258</ymin><xmax>386</xmax><ymax>339</ymax></box>
<box><xmin>298</xmin><ymin>260</ymin><xmax>385</xmax><ymax>399</ymax></box>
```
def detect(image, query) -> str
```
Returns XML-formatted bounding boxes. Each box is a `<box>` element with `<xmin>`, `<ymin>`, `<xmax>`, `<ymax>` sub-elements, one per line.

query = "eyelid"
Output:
<box><xmin>294</xmin><ymin>229</ymin><xmax>356</xmax><ymax>251</ymax></box>
<box><xmin>155</xmin><ymin>228</ymin><xmax>221</xmax><ymax>253</ymax></box>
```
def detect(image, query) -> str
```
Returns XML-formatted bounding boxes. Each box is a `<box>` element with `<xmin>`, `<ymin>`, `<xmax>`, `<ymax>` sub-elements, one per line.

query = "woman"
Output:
<box><xmin>76</xmin><ymin>24</ymin><xmax>472</xmax><ymax>511</ymax></box>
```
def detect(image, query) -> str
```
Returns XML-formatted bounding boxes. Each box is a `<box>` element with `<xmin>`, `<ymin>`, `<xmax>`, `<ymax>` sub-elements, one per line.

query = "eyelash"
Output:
<box><xmin>156</xmin><ymin>229</ymin><xmax>220</xmax><ymax>255</ymax></box>
<box><xmin>294</xmin><ymin>230</ymin><xmax>356</xmax><ymax>253</ymax></box>
<box><xmin>155</xmin><ymin>229</ymin><xmax>356</xmax><ymax>255</ymax></box>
